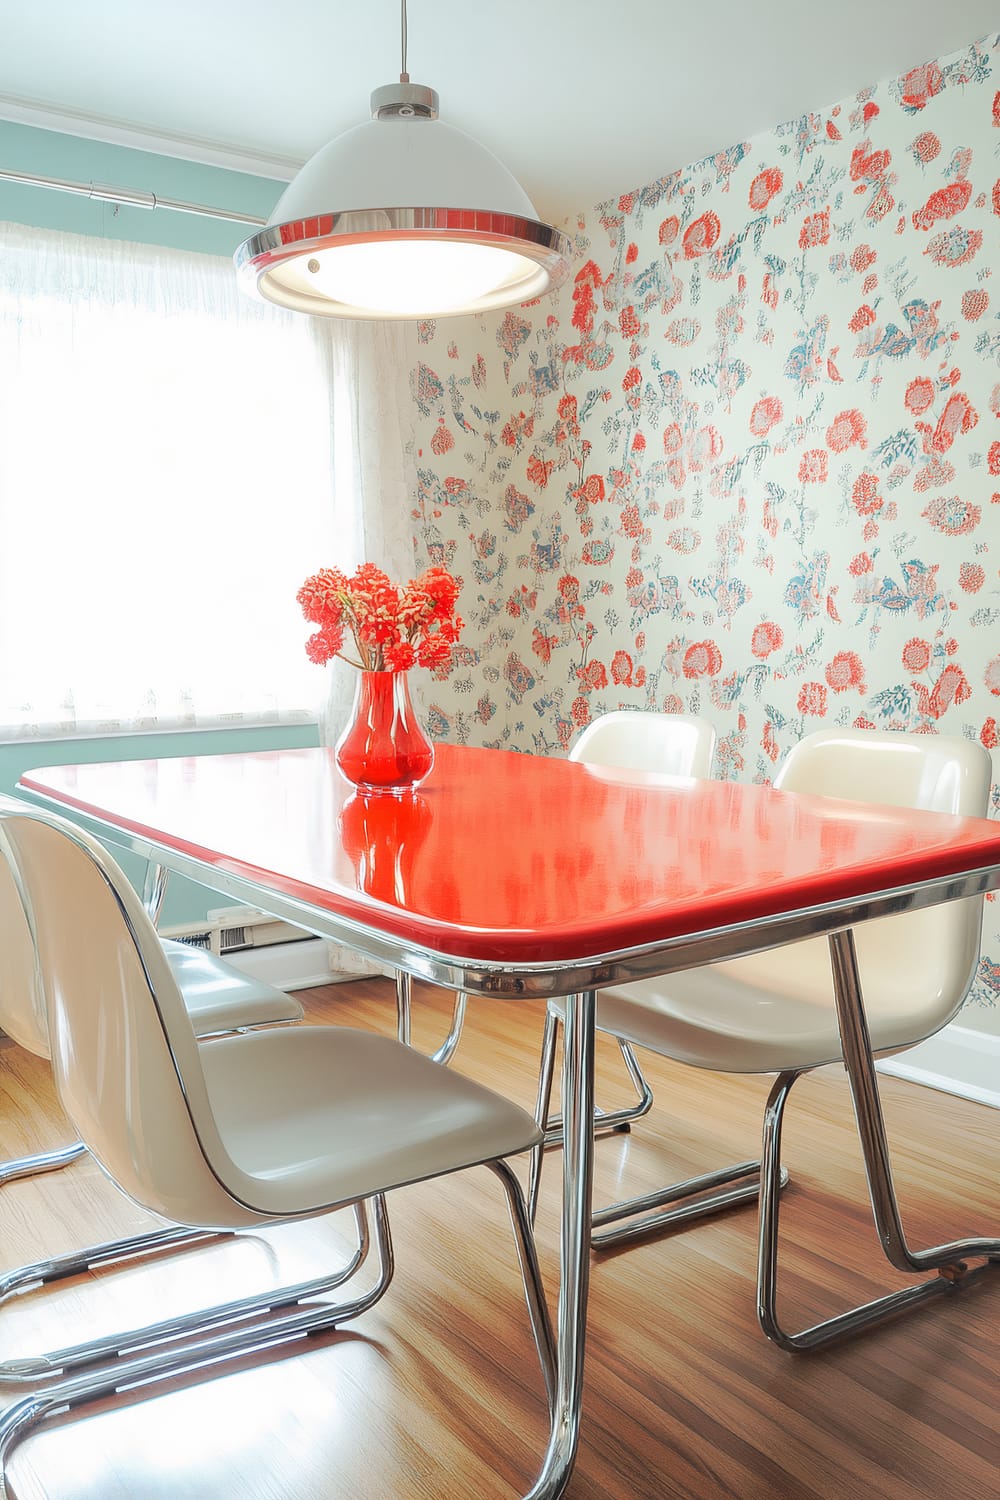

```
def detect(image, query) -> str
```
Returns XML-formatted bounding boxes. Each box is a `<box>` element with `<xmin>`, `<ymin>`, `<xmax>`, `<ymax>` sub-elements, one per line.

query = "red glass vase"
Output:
<box><xmin>335</xmin><ymin>670</ymin><xmax>435</xmax><ymax>794</ymax></box>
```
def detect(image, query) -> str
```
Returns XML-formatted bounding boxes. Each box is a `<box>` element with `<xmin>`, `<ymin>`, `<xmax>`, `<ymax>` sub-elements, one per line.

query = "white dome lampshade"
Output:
<box><xmin>235</xmin><ymin>81</ymin><xmax>573</xmax><ymax>320</ymax></box>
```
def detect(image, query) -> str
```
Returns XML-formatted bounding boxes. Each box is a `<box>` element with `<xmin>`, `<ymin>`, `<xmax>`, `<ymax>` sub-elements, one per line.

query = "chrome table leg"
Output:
<box><xmin>524</xmin><ymin>988</ymin><xmax>595</xmax><ymax>1500</ymax></box>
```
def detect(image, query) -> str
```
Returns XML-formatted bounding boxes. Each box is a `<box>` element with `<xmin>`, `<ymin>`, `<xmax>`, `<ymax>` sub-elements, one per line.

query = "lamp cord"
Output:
<box><xmin>400</xmin><ymin>0</ymin><xmax>409</xmax><ymax>82</ymax></box>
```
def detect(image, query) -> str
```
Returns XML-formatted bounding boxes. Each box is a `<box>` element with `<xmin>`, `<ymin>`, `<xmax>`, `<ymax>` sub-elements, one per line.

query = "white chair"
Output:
<box><xmin>529</xmin><ymin>710</ymin><xmax>718</xmax><ymax>1180</ymax></box>
<box><xmin>532</xmin><ymin>727</ymin><xmax>998</xmax><ymax>1349</ymax></box>
<box><xmin>0</xmin><ymin>803</ymin><xmax>554</xmax><ymax>1481</ymax></box>
<box><xmin>397</xmin><ymin>710</ymin><xmax>719</xmax><ymax>1073</ymax></box>
<box><xmin>0</xmin><ymin>793</ymin><xmax>304</xmax><ymax>1304</ymax></box>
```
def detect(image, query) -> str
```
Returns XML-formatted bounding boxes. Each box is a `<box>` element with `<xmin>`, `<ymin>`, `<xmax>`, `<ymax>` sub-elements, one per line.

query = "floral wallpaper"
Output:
<box><xmin>404</xmin><ymin>32</ymin><xmax>1000</xmax><ymax>1011</ymax></box>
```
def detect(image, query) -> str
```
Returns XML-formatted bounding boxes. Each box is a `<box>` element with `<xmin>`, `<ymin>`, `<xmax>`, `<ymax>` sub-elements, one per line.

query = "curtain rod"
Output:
<box><xmin>0</xmin><ymin>165</ymin><xmax>268</xmax><ymax>226</ymax></box>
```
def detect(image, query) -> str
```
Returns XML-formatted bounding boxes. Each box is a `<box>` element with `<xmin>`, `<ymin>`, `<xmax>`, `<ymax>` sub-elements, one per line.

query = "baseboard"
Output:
<box><xmin>877</xmin><ymin>1023</ymin><xmax>1000</xmax><ymax>1110</ymax></box>
<box><xmin>215</xmin><ymin>938</ymin><xmax>351</xmax><ymax>991</ymax></box>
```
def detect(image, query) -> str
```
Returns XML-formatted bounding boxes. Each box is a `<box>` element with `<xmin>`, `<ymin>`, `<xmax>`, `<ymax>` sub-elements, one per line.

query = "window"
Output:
<box><xmin>0</xmin><ymin>221</ymin><xmax>342</xmax><ymax>737</ymax></box>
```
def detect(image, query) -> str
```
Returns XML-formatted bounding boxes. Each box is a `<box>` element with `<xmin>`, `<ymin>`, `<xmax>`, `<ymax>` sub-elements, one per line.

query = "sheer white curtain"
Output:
<box><xmin>0</xmin><ymin>219</ymin><xmax>388</xmax><ymax>738</ymax></box>
<box><xmin>319</xmin><ymin>318</ymin><xmax>418</xmax><ymax>745</ymax></box>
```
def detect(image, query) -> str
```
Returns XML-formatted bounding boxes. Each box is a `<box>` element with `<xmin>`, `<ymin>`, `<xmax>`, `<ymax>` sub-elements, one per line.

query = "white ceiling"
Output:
<box><xmin>0</xmin><ymin>0</ymin><xmax>997</xmax><ymax>224</ymax></box>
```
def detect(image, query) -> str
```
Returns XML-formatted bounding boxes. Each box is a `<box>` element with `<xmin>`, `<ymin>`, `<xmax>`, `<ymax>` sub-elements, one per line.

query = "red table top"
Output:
<box><xmin>20</xmin><ymin>743</ymin><xmax>1000</xmax><ymax>966</ymax></box>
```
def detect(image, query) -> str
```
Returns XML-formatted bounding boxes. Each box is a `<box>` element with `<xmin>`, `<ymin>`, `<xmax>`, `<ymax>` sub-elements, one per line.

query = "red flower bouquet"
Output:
<box><xmin>296</xmin><ymin>563</ymin><xmax>464</xmax><ymax>674</ymax></box>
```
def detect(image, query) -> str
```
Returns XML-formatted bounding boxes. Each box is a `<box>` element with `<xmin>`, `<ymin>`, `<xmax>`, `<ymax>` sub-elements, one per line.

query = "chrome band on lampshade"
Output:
<box><xmin>235</xmin><ymin>80</ymin><xmax>573</xmax><ymax>320</ymax></box>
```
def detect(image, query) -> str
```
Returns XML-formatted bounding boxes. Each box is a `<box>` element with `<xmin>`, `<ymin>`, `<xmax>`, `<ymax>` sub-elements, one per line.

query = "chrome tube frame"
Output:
<box><xmin>0</xmin><ymin>1197</ymin><xmax>393</xmax><ymax>1497</ymax></box>
<box><xmin>0</xmin><ymin>1151</ymin><xmax>562</xmax><ymax>1496</ymax></box>
<box><xmin>528</xmin><ymin>1006</ymin><xmax>781</xmax><ymax>1246</ymax></box>
<box><xmin>0</xmin><ymin>1141</ymin><xmax>86</xmax><ymax>1186</ymax></box>
<box><xmin>0</xmin><ymin>1202</ymin><xmax>371</xmax><ymax>1381</ymax></box>
<box><xmin>756</xmin><ymin>929</ymin><xmax>1000</xmax><ymax>1352</ymax></box>
<box><xmin>395</xmin><ymin>969</ymin><xmax>468</xmax><ymax>1064</ymax></box>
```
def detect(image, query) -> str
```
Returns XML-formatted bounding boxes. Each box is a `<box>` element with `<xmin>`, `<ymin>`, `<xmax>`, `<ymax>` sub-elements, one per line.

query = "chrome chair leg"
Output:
<box><xmin>592</xmin><ymin>1158</ymin><xmax>788</xmax><ymax>1249</ymax></box>
<box><xmin>529</xmin><ymin>1010</ymin><xmax>769</xmax><ymax>1244</ymax></box>
<box><xmin>758</xmin><ymin>931</ymin><xmax>1000</xmax><ymax>1352</ymax></box>
<box><xmin>542</xmin><ymin>1036</ymin><xmax>654</xmax><ymax>1145</ymax></box>
<box><xmin>0</xmin><ymin>1224</ymin><xmax>224</xmax><ymax>1302</ymax></box>
<box><xmin>0</xmin><ymin>1163</ymin><xmax>558</xmax><ymax>1496</ymax></box>
<box><xmin>395</xmin><ymin>971</ymin><xmax>468</xmax><ymax>1065</ymax></box>
<box><xmin>0</xmin><ymin>1141</ymin><xmax>87</xmax><ymax>1186</ymax></box>
<box><xmin>0</xmin><ymin>1196</ymin><xmax>393</xmax><ymax>1492</ymax></box>
<box><xmin>0</xmin><ymin>1200</ymin><xmax>372</xmax><ymax>1381</ymax></box>
<box><xmin>486</xmin><ymin>1157</ymin><xmax>557</xmax><ymax>1416</ymax></box>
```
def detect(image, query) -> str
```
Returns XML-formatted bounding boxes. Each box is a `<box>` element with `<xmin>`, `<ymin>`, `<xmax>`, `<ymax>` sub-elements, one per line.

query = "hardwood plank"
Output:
<box><xmin>0</xmin><ymin>980</ymin><xmax>996</xmax><ymax>1498</ymax></box>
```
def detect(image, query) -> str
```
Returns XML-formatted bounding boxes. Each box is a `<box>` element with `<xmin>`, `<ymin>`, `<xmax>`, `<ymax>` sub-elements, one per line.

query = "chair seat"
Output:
<box><xmin>162</xmin><ymin>939</ymin><xmax>304</xmax><ymax>1036</ymax></box>
<box><xmin>550</xmin><ymin>901</ymin><xmax>975</xmax><ymax>1073</ymax></box>
<box><xmin>174</xmin><ymin>1024</ymin><xmax>544</xmax><ymax>1226</ymax></box>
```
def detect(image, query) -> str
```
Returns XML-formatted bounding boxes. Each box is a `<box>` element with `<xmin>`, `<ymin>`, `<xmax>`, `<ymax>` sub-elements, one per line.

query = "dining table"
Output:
<box><xmin>18</xmin><ymin>740</ymin><xmax>1000</xmax><ymax>1499</ymax></box>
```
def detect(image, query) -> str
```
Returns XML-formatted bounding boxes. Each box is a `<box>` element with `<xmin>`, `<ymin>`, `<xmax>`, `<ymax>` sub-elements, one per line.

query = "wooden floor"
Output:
<box><xmin>0</xmin><ymin>978</ymin><xmax>996</xmax><ymax>1499</ymax></box>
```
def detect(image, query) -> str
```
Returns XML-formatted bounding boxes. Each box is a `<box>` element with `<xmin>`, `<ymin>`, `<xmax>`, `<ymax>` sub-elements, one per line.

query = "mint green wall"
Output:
<box><xmin>1</xmin><ymin>121</ymin><xmax>317</xmax><ymax>926</ymax></box>
<box><xmin>3</xmin><ymin>725</ymin><xmax>320</xmax><ymax>925</ymax></box>
<box><xmin>0</xmin><ymin>118</ymin><xmax>283</xmax><ymax>254</ymax></box>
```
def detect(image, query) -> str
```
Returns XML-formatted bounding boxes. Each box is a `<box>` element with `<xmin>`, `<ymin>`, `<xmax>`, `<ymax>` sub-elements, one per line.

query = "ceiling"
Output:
<box><xmin>0</xmin><ymin>1</ymin><xmax>997</xmax><ymax>225</ymax></box>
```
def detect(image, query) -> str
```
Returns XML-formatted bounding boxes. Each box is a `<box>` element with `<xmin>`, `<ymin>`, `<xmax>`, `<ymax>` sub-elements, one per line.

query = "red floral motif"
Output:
<box><xmin>850</xmin><ymin>244</ymin><xmax>877</xmax><ymax>272</ymax></box>
<box><xmin>962</xmin><ymin>290</ymin><xmax>989</xmax><ymax>321</ymax></box>
<box><xmin>912</xmin><ymin>179</ymin><xmax>972</xmax><ymax>231</ymax></box>
<box><xmin>911</xmin><ymin>131</ymin><xmax>941</xmax><ymax>162</ymax></box>
<box><xmin>682</xmin><ymin>212</ymin><xmax>721</xmax><ymax>259</ymax></box>
<box><xmin>797</xmin><ymin>682</ymin><xmax>828</xmax><ymax>716</ymax></box>
<box><xmin>850</xmin><ymin>144</ymin><xmax>891</xmax><ymax>185</ymax></box>
<box><xmin>902</xmin><ymin>637</ymin><xmax>932</xmax><ymax>673</ymax></box>
<box><xmin>988</xmin><ymin>441</ymin><xmax>1000</xmax><ymax>476</ymax></box>
<box><xmin>983</xmin><ymin>719</ymin><xmax>999</xmax><ymax>751</ymax></box>
<box><xmin>682</xmin><ymin>641</ymin><xmax>723</xmax><ymax>678</ymax></box>
<box><xmin>749</xmin><ymin>396</ymin><xmax>782</xmax><ymax>436</ymax></box>
<box><xmin>577</xmin><ymin>660</ymin><xmax>609</xmax><ymax>692</ymax></box>
<box><xmin>913</xmin><ymin>456</ymin><xmax>955</xmax><ymax>492</ymax></box>
<box><xmin>959</xmin><ymin>563</ymin><xmax>985</xmax><ymax>593</ymax></box>
<box><xmin>913</xmin><ymin>664</ymin><xmax>971</xmax><ymax>720</ymax></box>
<box><xmin>570</xmin><ymin>696</ymin><xmax>591</xmax><ymax>727</ymax></box>
<box><xmin>431</xmin><ymin>420</ymin><xmax>454</xmax><ymax>455</ymax></box>
<box><xmin>904</xmin><ymin>377</ymin><xmax>935</xmax><ymax>415</ymax></box>
<box><xmin>900</xmin><ymin>61</ymin><xmax>943</xmax><ymax>110</ymax></box>
<box><xmin>849</xmin><ymin>552</ymin><xmax>873</xmax><ymax>576</ymax></box>
<box><xmin>799</xmin><ymin>209</ymin><xmax>830</xmax><ymax>249</ymax></box>
<box><xmin>658</xmin><ymin>216</ymin><xmax>680</xmax><ymax>245</ymax></box>
<box><xmin>851</xmin><ymin>472</ymin><xmax>883</xmax><ymax>515</ymax></box>
<box><xmin>798</xmin><ymin>449</ymin><xmax>828</xmax><ymax>483</ymax></box>
<box><xmin>748</xmin><ymin>168</ymin><xmax>783</xmax><ymax>210</ymax></box>
<box><xmin>751</xmin><ymin>621</ymin><xmax>783</xmax><ymax>658</ymax></box>
<box><xmin>531</xmin><ymin>625</ymin><xmax>558</xmax><ymax>664</ymax></box>
<box><xmin>986</xmin><ymin>657</ymin><xmax>1000</xmax><ymax>697</ymax></box>
<box><xmin>526</xmin><ymin>454</ymin><xmax>553</xmax><ymax>488</ymax></box>
<box><xmin>620</xmin><ymin>305</ymin><xmax>642</xmax><ymax>339</ymax></box>
<box><xmin>826</xmin><ymin>408</ymin><xmax>866</xmax><ymax>452</ymax></box>
<box><xmin>762</xmin><ymin>720</ymin><xmax>780</xmax><ymax>762</ymax></box>
<box><xmin>917</xmin><ymin>391</ymin><xmax>978</xmax><ymax>453</ymax></box>
<box><xmin>825</xmin><ymin>651</ymin><xmax>866</xmax><ymax>694</ymax></box>
<box><xmin>849</xmin><ymin>304</ymin><xmax>877</xmax><ymax>332</ymax></box>
<box><xmin>571</xmin><ymin>260</ymin><xmax>603</xmax><ymax>335</ymax></box>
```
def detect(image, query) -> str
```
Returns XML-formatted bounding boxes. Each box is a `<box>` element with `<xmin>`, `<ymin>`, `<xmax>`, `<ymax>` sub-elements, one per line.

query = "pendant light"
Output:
<box><xmin>235</xmin><ymin>2</ymin><xmax>572</xmax><ymax>321</ymax></box>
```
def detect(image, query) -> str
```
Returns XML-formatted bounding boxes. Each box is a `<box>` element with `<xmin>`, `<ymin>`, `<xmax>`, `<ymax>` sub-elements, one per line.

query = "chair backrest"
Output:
<box><xmin>569</xmin><ymin>710</ymin><xmax>717</xmax><ymax>779</ymax></box>
<box><xmin>761</xmin><ymin>727</ymin><xmax>992</xmax><ymax>1041</ymax></box>
<box><xmin>0</xmin><ymin>797</ymin><xmax>52</xmax><ymax>1058</ymax></box>
<box><xmin>0</xmin><ymin>805</ymin><xmax>241</xmax><ymax>1227</ymax></box>
<box><xmin>773</xmin><ymin>727</ymin><xmax>992</xmax><ymax>815</ymax></box>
